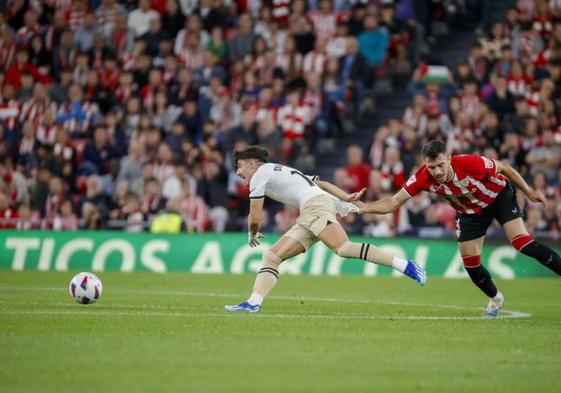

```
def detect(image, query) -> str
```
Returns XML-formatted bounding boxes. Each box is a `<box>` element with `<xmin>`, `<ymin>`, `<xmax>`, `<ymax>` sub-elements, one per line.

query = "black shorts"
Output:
<box><xmin>456</xmin><ymin>182</ymin><xmax>523</xmax><ymax>242</ymax></box>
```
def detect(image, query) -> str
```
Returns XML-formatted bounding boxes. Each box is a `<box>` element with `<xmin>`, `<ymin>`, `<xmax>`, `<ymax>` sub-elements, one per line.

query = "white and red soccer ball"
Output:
<box><xmin>69</xmin><ymin>272</ymin><xmax>103</xmax><ymax>304</ymax></box>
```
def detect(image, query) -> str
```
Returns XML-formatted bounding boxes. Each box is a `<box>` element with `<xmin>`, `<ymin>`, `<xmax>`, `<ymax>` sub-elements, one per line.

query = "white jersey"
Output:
<box><xmin>249</xmin><ymin>163</ymin><xmax>358</xmax><ymax>216</ymax></box>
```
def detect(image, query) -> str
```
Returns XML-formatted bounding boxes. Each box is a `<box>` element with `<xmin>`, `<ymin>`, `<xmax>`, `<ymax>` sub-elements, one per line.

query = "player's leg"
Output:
<box><xmin>494</xmin><ymin>182</ymin><xmax>561</xmax><ymax>275</ymax></box>
<box><xmin>458</xmin><ymin>236</ymin><xmax>504</xmax><ymax>318</ymax></box>
<box><xmin>458</xmin><ymin>236</ymin><xmax>498</xmax><ymax>297</ymax></box>
<box><xmin>457</xmin><ymin>207</ymin><xmax>505</xmax><ymax>317</ymax></box>
<box><xmin>503</xmin><ymin>218</ymin><xmax>561</xmax><ymax>275</ymax></box>
<box><xmin>245</xmin><ymin>236</ymin><xmax>306</xmax><ymax>307</ymax></box>
<box><xmin>316</xmin><ymin>221</ymin><xmax>426</xmax><ymax>285</ymax></box>
<box><xmin>225</xmin><ymin>230</ymin><xmax>310</xmax><ymax>312</ymax></box>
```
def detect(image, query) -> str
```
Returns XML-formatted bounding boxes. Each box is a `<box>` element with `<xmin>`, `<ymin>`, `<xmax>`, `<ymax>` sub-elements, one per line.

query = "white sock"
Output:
<box><xmin>492</xmin><ymin>291</ymin><xmax>503</xmax><ymax>300</ymax></box>
<box><xmin>391</xmin><ymin>257</ymin><xmax>408</xmax><ymax>273</ymax></box>
<box><xmin>247</xmin><ymin>293</ymin><xmax>264</xmax><ymax>306</ymax></box>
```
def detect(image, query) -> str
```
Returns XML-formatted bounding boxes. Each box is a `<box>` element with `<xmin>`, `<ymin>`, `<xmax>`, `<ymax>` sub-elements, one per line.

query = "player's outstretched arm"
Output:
<box><xmin>315</xmin><ymin>179</ymin><xmax>366</xmax><ymax>202</ymax></box>
<box><xmin>248</xmin><ymin>197</ymin><xmax>265</xmax><ymax>247</ymax></box>
<box><xmin>496</xmin><ymin>161</ymin><xmax>547</xmax><ymax>204</ymax></box>
<box><xmin>360</xmin><ymin>189</ymin><xmax>411</xmax><ymax>214</ymax></box>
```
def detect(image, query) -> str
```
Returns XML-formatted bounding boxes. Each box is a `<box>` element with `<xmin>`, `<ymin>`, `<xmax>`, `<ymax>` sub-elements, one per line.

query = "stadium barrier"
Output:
<box><xmin>1</xmin><ymin>230</ymin><xmax>558</xmax><ymax>278</ymax></box>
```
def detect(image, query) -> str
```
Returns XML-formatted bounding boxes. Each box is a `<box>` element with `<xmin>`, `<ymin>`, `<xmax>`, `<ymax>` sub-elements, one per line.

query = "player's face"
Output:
<box><xmin>236</xmin><ymin>159</ymin><xmax>256</xmax><ymax>185</ymax></box>
<box><xmin>425</xmin><ymin>153</ymin><xmax>452</xmax><ymax>183</ymax></box>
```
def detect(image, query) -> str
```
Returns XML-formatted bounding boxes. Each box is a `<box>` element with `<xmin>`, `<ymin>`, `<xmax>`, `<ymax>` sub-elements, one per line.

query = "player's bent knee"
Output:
<box><xmin>262</xmin><ymin>248</ymin><xmax>282</xmax><ymax>268</ymax></box>
<box><xmin>336</xmin><ymin>241</ymin><xmax>358</xmax><ymax>258</ymax></box>
<box><xmin>462</xmin><ymin>255</ymin><xmax>481</xmax><ymax>268</ymax></box>
<box><xmin>510</xmin><ymin>234</ymin><xmax>534</xmax><ymax>251</ymax></box>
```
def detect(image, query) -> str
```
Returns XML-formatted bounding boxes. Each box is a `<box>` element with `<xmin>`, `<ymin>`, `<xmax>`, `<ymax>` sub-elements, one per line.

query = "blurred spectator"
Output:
<box><xmin>277</xmin><ymin>88</ymin><xmax>310</xmax><ymax>141</ymax></box>
<box><xmin>340</xmin><ymin>36</ymin><xmax>374</xmax><ymax>114</ymax></box>
<box><xmin>379</xmin><ymin>146</ymin><xmax>406</xmax><ymax>191</ymax></box>
<box><xmin>275</xmin><ymin>204</ymin><xmax>299</xmax><ymax>233</ymax></box>
<box><xmin>344</xmin><ymin>144</ymin><xmax>370</xmax><ymax>193</ymax></box>
<box><xmin>74</xmin><ymin>12</ymin><xmax>100</xmax><ymax>52</ymax></box>
<box><xmin>198</xmin><ymin>160</ymin><xmax>229</xmax><ymax>232</ymax></box>
<box><xmin>485</xmin><ymin>75</ymin><xmax>515</xmax><ymax>119</ymax></box>
<box><xmin>80</xmin><ymin>201</ymin><xmax>104</xmax><ymax>229</ymax></box>
<box><xmin>53</xmin><ymin>199</ymin><xmax>79</xmax><ymax>231</ymax></box>
<box><xmin>358</xmin><ymin>14</ymin><xmax>389</xmax><ymax>67</ymax></box>
<box><xmin>16</xmin><ymin>202</ymin><xmax>39</xmax><ymax>230</ymax></box>
<box><xmin>121</xmin><ymin>192</ymin><xmax>145</xmax><ymax>232</ymax></box>
<box><xmin>525</xmin><ymin>130</ymin><xmax>561</xmax><ymax>180</ymax></box>
<box><xmin>128</xmin><ymin>0</ymin><xmax>160</xmax><ymax>38</ymax></box>
<box><xmin>150</xmin><ymin>196</ymin><xmax>186</xmax><ymax>233</ymax></box>
<box><xmin>141</xmin><ymin>176</ymin><xmax>166</xmax><ymax>217</ymax></box>
<box><xmin>363</xmin><ymin>211</ymin><xmax>395</xmax><ymax>237</ymax></box>
<box><xmin>43</xmin><ymin>176</ymin><xmax>64</xmax><ymax>228</ymax></box>
<box><xmin>82</xmin><ymin>126</ymin><xmax>119</xmax><ymax>175</ymax></box>
<box><xmin>161</xmin><ymin>0</ymin><xmax>186</xmax><ymax>38</ymax></box>
<box><xmin>229</xmin><ymin>13</ymin><xmax>255</xmax><ymax>61</ymax></box>
<box><xmin>179</xmin><ymin>179</ymin><xmax>208</xmax><ymax>233</ymax></box>
<box><xmin>0</xmin><ymin>192</ymin><xmax>17</xmax><ymax>228</ymax></box>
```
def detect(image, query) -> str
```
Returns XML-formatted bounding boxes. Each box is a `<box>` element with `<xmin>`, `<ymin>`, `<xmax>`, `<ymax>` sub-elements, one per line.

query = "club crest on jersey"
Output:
<box><xmin>459</xmin><ymin>178</ymin><xmax>470</xmax><ymax>187</ymax></box>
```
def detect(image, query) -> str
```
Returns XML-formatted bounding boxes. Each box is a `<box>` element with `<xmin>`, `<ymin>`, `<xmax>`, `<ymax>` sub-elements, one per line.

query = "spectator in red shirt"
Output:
<box><xmin>344</xmin><ymin>144</ymin><xmax>370</xmax><ymax>193</ymax></box>
<box><xmin>5</xmin><ymin>49</ymin><xmax>51</xmax><ymax>91</ymax></box>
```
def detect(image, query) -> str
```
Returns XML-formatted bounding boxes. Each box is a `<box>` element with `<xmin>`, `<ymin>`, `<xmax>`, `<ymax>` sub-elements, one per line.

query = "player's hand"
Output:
<box><xmin>352</xmin><ymin>200</ymin><xmax>366</xmax><ymax>213</ymax></box>
<box><xmin>346</xmin><ymin>188</ymin><xmax>366</xmax><ymax>202</ymax></box>
<box><xmin>248</xmin><ymin>232</ymin><xmax>264</xmax><ymax>247</ymax></box>
<box><xmin>526</xmin><ymin>189</ymin><xmax>546</xmax><ymax>204</ymax></box>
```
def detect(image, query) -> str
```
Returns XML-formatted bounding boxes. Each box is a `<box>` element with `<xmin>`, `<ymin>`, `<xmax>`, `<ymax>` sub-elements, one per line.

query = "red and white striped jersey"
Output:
<box><xmin>459</xmin><ymin>93</ymin><xmax>480</xmax><ymax>120</ymax></box>
<box><xmin>95</xmin><ymin>4</ymin><xmax>126</xmax><ymax>32</ymax></box>
<box><xmin>507</xmin><ymin>75</ymin><xmax>532</xmax><ymax>96</ymax></box>
<box><xmin>0</xmin><ymin>99</ymin><xmax>21</xmax><ymax>131</ymax></box>
<box><xmin>153</xmin><ymin>163</ymin><xmax>176</xmax><ymax>184</ymax></box>
<box><xmin>57</xmin><ymin>101</ymin><xmax>100</xmax><ymax>136</ymax></box>
<box><xmin>36</xmin><ymin>123</ymin><xmax>58</xmax><ymax>145</ymax></box>
<box><xmin>20</xmin><ymin>99</ymin><xmax>57</xmax><ymax>125</ymax></box>
<box><xmin>302</xmin><ymin>89</ymin><xmax>321</xmax><ymax>120</ymax></box>
<box><xmin>302</xmin><ymin>51</ymin><xmax>326</xmax><ymax>75</ymax></box>
<box><xmin>272</xmin><ymin>0</ymin><xmax>290</xmax><ymax>25</ymax></box>
<box><xmin>308</xmin><ymin>11</ymin><xmax>336</xmax><ymax>41</ymax></box>
<box><xmin>179</xmin><ymin>195</ymin><xmax>208</xmax><ymax>233</ymax></box>
<box><xmin>276</xmin><ymin>103</ymin><xmax>310</xmax><ymax>140</ymax></box>
<box><xmin>0</xmin><ymin>42</ymin><xmax>16</xmax><ymax>68</ymax></box>
<box><xmin>403</xmin><ymin>155</ymin><xmax>508</xmax><ymax>215</ymax></box>
<box><xmin>16</xmin><ymin>26</ymin><xmax>42</xmax><ymax>47</ymax></box>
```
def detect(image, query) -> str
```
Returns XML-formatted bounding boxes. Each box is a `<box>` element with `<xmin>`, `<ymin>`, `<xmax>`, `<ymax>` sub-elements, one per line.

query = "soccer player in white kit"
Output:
<box><xmin>225</xmin><ymin>146</ymin><xmax>426</xmax><ymax>312</ymax></box>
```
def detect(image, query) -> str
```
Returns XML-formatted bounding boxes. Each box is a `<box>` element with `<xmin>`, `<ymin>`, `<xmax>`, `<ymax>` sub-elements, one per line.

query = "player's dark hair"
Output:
<box><xmin>232</xmin><ymin>146</ymin><xmax>268</xmax><ymax>168</ymax></box>
<box><xmin>422</xmin><ymin>140</ymin><xmax>447</xmax><ymax>159</ymax></box>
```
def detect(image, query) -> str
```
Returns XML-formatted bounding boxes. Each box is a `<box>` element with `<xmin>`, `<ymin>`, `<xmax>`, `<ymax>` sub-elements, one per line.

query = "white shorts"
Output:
<box><xmin>284</xmin><ymin>195</ymin><xmax>338</xmax><ymax>250</ymax></box>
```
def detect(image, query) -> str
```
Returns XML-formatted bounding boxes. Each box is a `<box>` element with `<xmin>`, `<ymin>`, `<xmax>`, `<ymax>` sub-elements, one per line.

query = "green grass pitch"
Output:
<box><xmin>1</xmin><ymin>271</ymin><xmax>561</xmax><ymax>393</ymax></box>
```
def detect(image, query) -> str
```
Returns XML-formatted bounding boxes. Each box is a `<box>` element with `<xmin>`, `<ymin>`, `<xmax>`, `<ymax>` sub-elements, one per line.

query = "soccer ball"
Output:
<box><xmin>69</xmin><ymin>272</ymin><xmax>103</xmax><ymax>304</ymax></box>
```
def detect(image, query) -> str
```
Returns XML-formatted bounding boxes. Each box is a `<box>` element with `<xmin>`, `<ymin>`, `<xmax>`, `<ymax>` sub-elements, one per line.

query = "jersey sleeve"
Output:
<box><xmin>458</xmin><ymin>155</ymin><xmax>498</xmax><ymax>180</ymax></box>
<box><xmin>249</xmin><ymin>167</ymin><xmax>270</xmax><ymax>199</ymax></box>
<box><xmin>402</xmin><ymin>166</ymin><xmax>430</xmax><ymax>196</ymax></box>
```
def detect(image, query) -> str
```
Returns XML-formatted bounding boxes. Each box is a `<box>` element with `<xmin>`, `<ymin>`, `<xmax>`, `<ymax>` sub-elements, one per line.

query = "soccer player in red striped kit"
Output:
<box><xmin>358</xmin><ymin>140</ymin><xmax>561</xmax><ymax>317</ymax></box>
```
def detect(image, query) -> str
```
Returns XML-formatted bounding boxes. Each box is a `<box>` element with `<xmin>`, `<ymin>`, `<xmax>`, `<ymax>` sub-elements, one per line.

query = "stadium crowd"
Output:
<box><xmin>333</xmin><ymin>0</ymin><xmax>561</xmax><ymax>239</ymax></box>
<box><xmin>0</xmin><ymin>0</ymin><xmax>558</xmax><ymax>240</ymax></box>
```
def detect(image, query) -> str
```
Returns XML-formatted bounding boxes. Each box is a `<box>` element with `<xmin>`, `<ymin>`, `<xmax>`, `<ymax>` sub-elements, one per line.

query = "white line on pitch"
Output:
<box><xmin>0</xmin><ymin>284</ymin><xmax>532</xmax><ymax>317</ymax></box>
<box><xmin>0</xmin><ymin>308</ymin><xmax>530</xmax><ymax>321</ymax></box>
<box><xmin>0</xmin><ymin>284</ymin><xmax>519</xmax><ymax>310</ymax></box>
